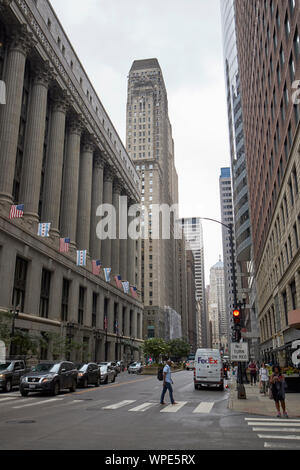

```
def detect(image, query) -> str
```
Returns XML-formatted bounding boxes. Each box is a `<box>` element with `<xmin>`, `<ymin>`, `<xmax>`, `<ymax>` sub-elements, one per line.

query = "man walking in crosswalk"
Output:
<box><xmin>160</xmin><ymin>359</ymin><xmax>178</xmax><ymax>405</ymax></box>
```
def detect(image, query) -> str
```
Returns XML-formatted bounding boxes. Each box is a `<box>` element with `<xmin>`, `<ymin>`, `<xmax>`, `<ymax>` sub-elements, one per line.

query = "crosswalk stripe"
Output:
<box><xmin>264</xmin><ymin>442</ymin><xmax>300</xmax><ymax>449</ymax></box>
<box><xmin>0</xmin><ymin>397</ymin><xmax>18</xmax><ymax>403</ymax></box>
<box><xmin>245</xmin><ymin>418</ymin><xmax>300</xmax><ymax>422</ymax></box>
<box><xmin>13</xmin><ymin>398</ymin><xmax>64</xmax><ymax>409</ymax></box>
<box><xmin>193</xmin><ymin>402</ymin><xmax>214</xmax><ymax>414</ymax></box>
<box><xmin>102</xmin><ymin>400</ymin><xmax>136</xmax><ymax>410</ymax></box>
<box><xmin>258</xmin><ymin>434</ymin><xmax>300</xmax><ymax>440</ymax></box>
<box><xmin>253</xmin><ymin>427</ymin><xmax>300</xmax><ymax>432</ymax></box>
<box><xmin>160</xmin><ymin>401</ymin><xmax>187</xmax><ymax>413</ymax></box>
<box><xmin>247</xmin><ymin>422</ymin><xmax>300</xmax><ymax>427</ymax></box>
<box><xmin>128</xmin><ymin>402</ymin><xmax>157</xmax><ymax>412</ymax></box>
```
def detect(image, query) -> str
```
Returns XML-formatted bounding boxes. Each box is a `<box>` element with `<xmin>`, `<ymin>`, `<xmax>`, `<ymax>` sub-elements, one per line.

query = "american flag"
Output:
<box><xmin>92</xmin><ymin>260</ymin><xmax>102</xmax><ymax>275</ymax></box>
<box><xmin>114</xmin><ymin>275</ymin><xmax>122</xmax><ymax>289</ymax></box>
<box><xmin>76</xmin><ymin>250</ymin><xmax>87</xmax><ymax>266</ymax></box>
<box><xmin>9</xmin><ymin>204</ymin><xmax>24</xmax><ymax>219</ymax></box>
<box><xmin>130</xmin><ymin>285</ymin><xmax>138</xmax><ymax>298</ymax></box>
<box><xmin>104</xmin><ymin>314</ymin><xmax>108</xmax><ymax>331</ymax></box>
<box><xmin>59</xmin><ymin>238</ymin><xmax>70</xmax><ymax>253</ymax></box>
<box><xmin>122</xmin><ymin>281</ymin><xmax>130</xmax><ymax>294</ymax></box>
<box><xmin>38</xmin><ymin>223</ymin><xmax>51</xmax><ymax>237</ymax></box>
<box><xmin>103</xmin><ymin>268</ymin><xmax>111</xmax><ymax>282</ymax></box>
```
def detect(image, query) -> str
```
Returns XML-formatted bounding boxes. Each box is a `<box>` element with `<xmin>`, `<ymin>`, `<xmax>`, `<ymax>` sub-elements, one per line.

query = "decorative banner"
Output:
<box><xmin>76</xmin><ymin>250</ymin><xmax>87</xmax><ymax>266</ymax></box>
<box><xmin>130</xmin><ymin>285</ymin><xmax>138</xmax><ymax>298</ymax></box>
<box><xmin>103</xmin><ymin>268</ymin><xmax>111</xmax><ymax>282</ymax></box>
<box><xmin>114</xmin><ymin>275</ymin><xmax>122</xmax><ymax>289</ymax></box>
<box><xmin>92</xmin><ymin>259</ymin><xmax>102</xmax><ymax>275</ymax></box>
<box><xmin>59</xmin><ymin>238</ymin><xmax>70</xmax><ymax>253</ymax></box>
<box><xmin>104</xmin><ymin>314</ymin><xmax>108</xmax><ymax>331</ymax></box>
<box><xmin>38</xmin><ymin>223</ymin><xmax>51</xmax><ymax>237</ymax></box>
<box><xmin>122</xmin><ymin>281</ymin><xmax>130</xmax><ymax>294</ymax></box>
<box><xmin>114</xmin><ymin>319</ymin><xmax>119</xmax><ymax>335</ymax></box>
<box><xmin>9</xmin><ymin>204</ymin><xmax>24</xmax><ymax>219</ymax></box>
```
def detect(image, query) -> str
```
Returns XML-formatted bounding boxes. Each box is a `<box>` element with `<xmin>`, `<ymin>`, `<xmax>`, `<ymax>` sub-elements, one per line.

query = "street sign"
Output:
<box><xmin>230</xmin><ymin>343</ymin><xmax>249</xmax><ymax>362</ymax></box>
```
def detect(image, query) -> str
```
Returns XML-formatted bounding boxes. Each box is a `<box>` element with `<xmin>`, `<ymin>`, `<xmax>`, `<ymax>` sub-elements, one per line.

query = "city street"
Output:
<box><xmin>0</xmin><ymin>370</ymin><xmax>299</xmax><ymax>451</ymax></box>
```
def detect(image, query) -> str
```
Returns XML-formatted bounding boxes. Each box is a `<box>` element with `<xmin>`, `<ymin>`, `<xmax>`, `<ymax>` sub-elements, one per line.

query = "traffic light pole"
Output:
<box><xmin>199</xmin><ymin>218</ymin><xmax>246</xmax><ymax>399</ymax></box>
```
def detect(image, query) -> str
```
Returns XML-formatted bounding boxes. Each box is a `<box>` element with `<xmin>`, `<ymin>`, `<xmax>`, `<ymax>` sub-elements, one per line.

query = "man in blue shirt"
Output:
<box><xmin>160</xmin><ymin>359</ymin><xmax>178</xmax><ymax>405</ymax></box>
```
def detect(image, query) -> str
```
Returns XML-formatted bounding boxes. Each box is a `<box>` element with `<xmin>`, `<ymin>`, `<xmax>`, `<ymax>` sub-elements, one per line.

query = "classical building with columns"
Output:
<box><xmin>0</xmin><ymin>0</ymin><xmax>143</xmax><ymax>363</ymax></box>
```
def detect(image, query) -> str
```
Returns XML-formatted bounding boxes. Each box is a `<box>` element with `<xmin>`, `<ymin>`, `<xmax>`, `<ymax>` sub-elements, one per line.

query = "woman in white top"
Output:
<box><xmin>259</xmin><ymin>362</ymin><xmax>269</xmax><ymax>395</ymax></box>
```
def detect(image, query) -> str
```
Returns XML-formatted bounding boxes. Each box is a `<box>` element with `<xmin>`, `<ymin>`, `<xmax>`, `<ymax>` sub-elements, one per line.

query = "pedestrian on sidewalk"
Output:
<box><xmin>249</xmin><ymin>360</ymin><xmax>257</xmax><ymax>385</ymax></box>
<box><xmin>270</xmin><ymin>365</ymin><xmax>288</xmax><ymax>418</ymax></box>
<box><xmin>259</xmin><ymin>362</ymin><xmax>269</xmax><ymax>395</ymax></box>
<box><xmin>160</xmin><ymin>359</ymin><xmax>178</xmax><ymax>405</ymax></box>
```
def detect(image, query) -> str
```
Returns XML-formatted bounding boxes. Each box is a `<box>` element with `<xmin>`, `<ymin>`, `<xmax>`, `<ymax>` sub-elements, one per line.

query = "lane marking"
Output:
<box><xmin>247</xmin><ymin>422</ymin><xmax>300</xmax><ymax>427</ymax></box>
<box><xmin>0</xmin><ymin>397</ymin><xmax>19</xmax><ymax>403</ymax></box>
<box><xmin>245</xmin><ymin>418</ymin><xmax>300</xmax><ymax>422</ymax></box>
<box><xmin>128</xmin><ymin>402</ymin><xmax>157</xmax><ymax>412</ymax></box>
<box><xmin>13</xmin><ymin>398</ymin><xmax>64</xmax><ymax>409</ymax></box>
<box><xmin>160</xmin><ymin>401</ymin><xmax>187</xmax><ymax>413</ymax></box>
<box><xmin>258</xmin><ymin>434</ymin><xmax>300</xmax><ymax>440</ymax></box>
<box><xmin>73</xmin><ymin>377</ymin><xmax>153</xmax><ymax>395</ymax></box>
<box><xmin>103</xmin><ymin>400</ymin><xmax>136</xmax><ymax>410</ymax></box>
<box><xmin>253</xmin><ymin>427</ymin><xmax>300</xmax><ymax>432</ymax></box>
<box><xmin>264</xmin><ymin>442</ymin><xmax>300</xmax><ymax>449</ymax></box>
<box><xmin>193</xmin><ymin>402</ymin><xmax>214</xmax><ymax>414</ymax></box>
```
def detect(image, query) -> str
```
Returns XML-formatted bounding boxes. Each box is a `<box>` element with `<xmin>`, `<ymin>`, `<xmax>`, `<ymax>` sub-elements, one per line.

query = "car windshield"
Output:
<box><xmin>100</xmin><ymin>365</ymin><xmax>107</xmax><ymax>371</ymax></box>
<box><xmin>30</xmin><ymin>363</ymin><xmax>54</xmax><ymax>372</ymax></box>
<box><xmin>130</xmin><ymin>363</ymin><xmax>137</xmax><ymax>367</ymax></box>
<box><xmin>48</xmin><ymin>363</ymin><xmax>61</xmax><ymax>373</ymax></box>
<box><xmin>98</xmin><ymin>362</ymin><xmax>108</xmax><ymax>366</ymax></box>
<box><xmin>0</xmin><ymin>362</ymin><xmax>12</xmax><ymax>371</ymax></box>
<box><xmin>78</xmin><ymin>364</ymin><xmax>88</xmax><ymax>372</ymax></box>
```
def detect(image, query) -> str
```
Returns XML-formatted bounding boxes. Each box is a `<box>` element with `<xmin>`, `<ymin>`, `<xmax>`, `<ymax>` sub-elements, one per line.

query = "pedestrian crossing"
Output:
<box><xmin>245</xmin><ymin>417</ymin><xmax>300</xmax><ymax>449</ymax></box>
<box><xmin>0</xmin><ymin>393</ymin><xmax>218</xmax><ymax>415</ymax></box>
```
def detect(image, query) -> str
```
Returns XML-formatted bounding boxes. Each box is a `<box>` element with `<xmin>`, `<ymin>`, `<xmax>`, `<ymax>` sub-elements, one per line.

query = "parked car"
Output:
<box><xmin>19</xmin><ymin>361</ymin><xmax>78</xmax><ymax>396</ymax></box>
<box><xmin>98</xmin><ymin>363</ymin><xmax>116</xmax><ymax>384</ymax></box>
<box><xmin>76</xmin><ymin>362</ymin><xmax>101</xmax><ymax>388</ymax></box>
<box><xmin>128</xmin><ymin>362</ymin><xmax>143</xmax><ymax>374</ymax></box>
<box><xmin>185</xmin><ymin>360</ymin><xmax>195</xmax><ymax>371</ymax></box>
<box><xmin>0</xmin><ymin>360</ymin><xmax>29</xmax><ymax>393</ymax></box>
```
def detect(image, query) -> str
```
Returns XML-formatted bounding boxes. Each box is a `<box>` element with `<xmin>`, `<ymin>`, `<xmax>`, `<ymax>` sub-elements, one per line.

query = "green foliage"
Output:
<box><xmin>143</xmin><ymin>338</ymin><xmax>169</xmax><ymax>363</ymax></box>
<box><xmin>167</xmin><ymin>338</ymin><xmax>191</xmax><ymax>361</ymax></box>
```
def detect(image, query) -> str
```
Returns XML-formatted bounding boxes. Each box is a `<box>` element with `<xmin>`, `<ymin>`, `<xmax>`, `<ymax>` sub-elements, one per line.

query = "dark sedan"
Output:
<box><xmin>19</xmin><ymin>361</ymin><xmax>78</xmax><ymax>396</ymax></box>
<box><xmin>76</xmin><ymin>363</ymin><xmax>100</xmax><ymax>388</ymax></box>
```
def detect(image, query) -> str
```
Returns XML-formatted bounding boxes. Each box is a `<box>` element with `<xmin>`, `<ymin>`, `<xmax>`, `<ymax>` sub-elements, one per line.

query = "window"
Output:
<box><xmin>290</xmin><ymin>280</ymin><xmax>297</xmax><ymax>310</ymax></box>
<box><xmin>12</xmin><ymin>257</ymin><xmax>28</xmax><ymax>312</ymax></box>
<box><xmin>78</xmin><ymin>287</ymin><xmax>85</xmax><ymax>325</ymax></box>
<box><xmin>61</xmin><ymin>279</ymin><xmax>70</xmax><ymax>322</ymax></box>
<box><xmin>40</xmin><ymin>269</ymin><xmax>51</xmax><ymax>318</ymax></box>
<box><xmin>92</xmin><ymin>293</ymin><xmax>98</xmax><ymax>328</ymax></box>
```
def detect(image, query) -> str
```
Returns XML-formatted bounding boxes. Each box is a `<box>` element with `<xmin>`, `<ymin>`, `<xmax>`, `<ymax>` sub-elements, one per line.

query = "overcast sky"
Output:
<box><xmin>50</xmin><ymin>0</ymin><xmax>230</xmax><ymax>283</ymax></box>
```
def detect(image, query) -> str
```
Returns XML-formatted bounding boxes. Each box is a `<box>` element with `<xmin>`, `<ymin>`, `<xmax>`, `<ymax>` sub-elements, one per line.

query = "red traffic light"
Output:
<box><xmin>233</xmin><ymin>309</ymin><xmax>240</xmax><ymax>317</ymax></box>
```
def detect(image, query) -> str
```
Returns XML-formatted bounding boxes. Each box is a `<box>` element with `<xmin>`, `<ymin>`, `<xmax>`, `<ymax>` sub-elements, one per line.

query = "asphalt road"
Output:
<box><xmin>0</xmin><ymin>370</ymin><xmax>299</xmax><ymax>450</ymax></box>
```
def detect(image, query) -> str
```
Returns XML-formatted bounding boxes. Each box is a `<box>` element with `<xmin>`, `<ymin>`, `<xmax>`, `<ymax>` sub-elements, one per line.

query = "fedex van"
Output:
<box><xmin>194</xmin><ymin>349</ymin><xmax>224</xmax><ymax>391</ymax></box>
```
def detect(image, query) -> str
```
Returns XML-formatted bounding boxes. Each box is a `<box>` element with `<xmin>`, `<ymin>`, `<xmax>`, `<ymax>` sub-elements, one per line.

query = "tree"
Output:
<box><xmin>167</xmin><ymin>338</ymin><xmax>191</xmax><ymax>361</ymax></box>
<box><xmin>143</xmin><ymin>338</ymin><xmax>169</xmax><ymax>363</ymax></box>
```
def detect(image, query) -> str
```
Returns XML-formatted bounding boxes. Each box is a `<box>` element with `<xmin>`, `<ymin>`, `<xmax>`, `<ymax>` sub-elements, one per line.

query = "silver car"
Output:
<box><xmin>98</xmin><ymin>363</ymin><xmax>116</xmax><ymax>384</ymax></box>
<box><xmin>128</xmin><ymin>362</ymin><xmax>143</xmax><ymax>374</ymax></box>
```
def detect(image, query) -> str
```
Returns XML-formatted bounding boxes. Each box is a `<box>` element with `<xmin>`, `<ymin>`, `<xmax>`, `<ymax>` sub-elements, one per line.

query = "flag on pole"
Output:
<box><xmin>92</xmin><ymin>260</ymin><xmax>102</xmax><ymax>275</ymax></box>
<box><xmin>114</xmin><ymin>319</ymin><xmax>119</xmax><ymax>335</ymax></box>
<box><xmin>9</xmin><ymin>204</ymin><xmax>24</xmax><ymax>219</ymax></box>
<box><xmin>76</xmin><ymin>250</ymin><xmax>87</xmax><ymax>266</ymax></box>
<box><xmin>103</xmin><ymin>268</ymin><xmax>111</xmax><ymax>282</ymax></box>
<box><xmin>130</xmin><ymin>285</ymin><xmax>138</xmax><ymax>298</ymax></box>
<box><xmin>38</xmin><ymin>223</ymin><xmax>51</xmax><ymax>237</ymax></box>
<box><xmin>104</xmin><ymin>314</ymin><xmax>108</xmax><ymax>331</ymax></box>
<box><xmin>114</xmin><ymin>275</ymin><xmax>122</xmax><ymax>289</ymax></box>
<box><xmin>59</xmin><ymin>238</ymin><xmax>70</xmax><ymax>253</ymax></box>
<box><xmin>122</xmin><ymin>281</ymin><xmax>130</xmax><ymax>294</ymax></box>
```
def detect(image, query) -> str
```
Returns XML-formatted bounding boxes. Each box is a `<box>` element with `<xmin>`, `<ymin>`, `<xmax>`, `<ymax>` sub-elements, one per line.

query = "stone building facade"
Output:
<box><xmin>0</xmin><ymin>0</ymin><xmax>143</xmax><ymax>362</ymax></box>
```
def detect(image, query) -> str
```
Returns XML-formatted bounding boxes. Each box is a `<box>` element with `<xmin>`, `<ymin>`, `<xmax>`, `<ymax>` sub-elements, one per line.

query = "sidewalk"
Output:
<box><xmin>228</xmin><ymin>379</ymin><xmax>300</xmax><ymax>417</ymax></box>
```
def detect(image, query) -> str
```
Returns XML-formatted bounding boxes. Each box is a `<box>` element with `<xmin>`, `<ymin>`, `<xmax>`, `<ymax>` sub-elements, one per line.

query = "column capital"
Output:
<box><xmin>32</xmin><ymin>60</ymin><xmax>55</xmax><ymax>88</ymax></box>
<box><xmin>113</xmin><ymin>178</ymin><xmax>123</xmax><ymax>195</ymax></box>
<box><xmin>104</xmin><ymin>166</ymin><xmax>115</xmax><ymax>183</ymax></box>
<box><xmin>8</xmin><ymin>24</ymin><xmax>37</xmax><ymax>56</ymax></box>
<box><xmin>94</xmin><ymin>153</ymin><xmax>105</xmax><ymax>170</ymax></box>
<box><xmin>81</xmin><ymin>135</ymin><xmax>96</xmax><ymax>154</ymax></box>
<box><xmin>50</xmin><ymin>88</ymin><xmax>70</xmax><ymax>113</ymax></box>
<box><xmin>67</xmin><ymin>115</ymin><xmax>85</xmax><ymax>136</ymax></box>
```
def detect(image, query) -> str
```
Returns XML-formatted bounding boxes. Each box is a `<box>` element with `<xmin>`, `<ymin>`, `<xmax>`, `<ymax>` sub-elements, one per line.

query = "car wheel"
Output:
<box><xmin>95</xmin><ymin>377</ymin><xmax>100</xmax><ymax>387</ymax></box>
<box><xmin>104</xmin><ymin>376</ymin><xmax>108</xmax><ymax>384</ymax></box>
<box><xmin>194</xmin><ymin>384</ymin><xmax>199</xmax><ymax>390</ymax></box>
<box><xmin>219</xmin><ymin>384</ymin><xmax>224</xmax><ymax>391</ymax></box>
<box><xmin>52</xmin><ymin>381</ymin><xmax>60</xmax><ymax>396</ymax></box>
<box><xmin>4</xmin><ymin>380</ymin><xmax>12</xmax><ymax>393</ymax></box>
<box><xmin>69</xmin><ymin>380</ymin><xmax>77</xmax><ymax>393</ymax></box>
<box><xmin>20</xmin><ymin>389</ymin><xmax>29</xmax><ymax>397</ymax></box>
<box><xmin>83</xmin><ymin>378</ymin><xmax>88</xmax><ymax>388</ymax></box>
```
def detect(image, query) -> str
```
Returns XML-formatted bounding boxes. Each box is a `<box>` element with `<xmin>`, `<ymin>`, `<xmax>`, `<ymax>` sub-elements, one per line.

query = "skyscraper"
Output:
<box><xmin>126</xmin><ymin>58</ymin><xmax>182</xmax><ymax>340</ymax></box>
<box><xmin>208</xmin><ymin>259</ymin><xmax>227</xmax><ymax>351</ymax></box>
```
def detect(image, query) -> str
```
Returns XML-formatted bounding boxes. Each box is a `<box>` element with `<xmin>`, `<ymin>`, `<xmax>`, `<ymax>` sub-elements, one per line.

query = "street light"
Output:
<box><xmin>9</xmin><ymin>303</ymin><xmax>20</xmax><ymax>357</ymax></box>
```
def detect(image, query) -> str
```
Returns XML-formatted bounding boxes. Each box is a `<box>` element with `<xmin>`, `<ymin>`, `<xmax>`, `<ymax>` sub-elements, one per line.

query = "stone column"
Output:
<box><xmin>111</xmin><ymin>179</ymin><xmax>122</xmax><ymax>275</ymax></box>
<box><xmin>0</xmin><ymin>26</ymin><xmax>35</xmax><ymax>204</ymax></box>
<box><xmin>124</xmin><ymin>306</ymin><xmax>130</xmax><ymax>337</ymax></box>
<box><xmin>60</xmin><ymin>118</ymin><xmax>83</xmax><ymax>246</ymax></box>
<box><xmin>90</xmin><ymin>153</ymin><xmax>104</xmax><ymax>260</ymax></box>
<box><xmin>41</xmin><ymin>92</ymin><xmax>69</xmax><ymax>233</ymax></box>
<box><xmin>127</xmin><ymin>197</ymin><xmax>136</xmax><ymax>285</ymax></box>
<box><xmin>101</xmin><ymin>167</ymin><xmax>114</xmax><ymax>267</ymax></box>
<box><xmin>295</xmin><ymin>270</ymin><xmax>300</xmax><ymax>309</ymax></box>
<box><xmin>119</xmin><ymin>192</ymin><xmax>128</xmax><ymax>280</ymax></box>
<box><xmin>76</xmin><ymin>137</ymin><xmax>95</xmax><ymax>251</ymax></box>
<box><xmin>132</xmin><ymin>310</ymin><xmax>137</xmax><ymax>338</ymax></box>
<box><xmin>19</xmin><ymin>62</ymin><xmax>52</xmax><ymax>222</ymax></box>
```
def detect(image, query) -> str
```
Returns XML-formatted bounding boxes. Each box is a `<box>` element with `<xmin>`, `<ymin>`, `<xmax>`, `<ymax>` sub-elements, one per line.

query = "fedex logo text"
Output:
<box><xmin>197</xmin><ymin>357</ymin><xmax>218</xmax><ymax>364</ymax></box>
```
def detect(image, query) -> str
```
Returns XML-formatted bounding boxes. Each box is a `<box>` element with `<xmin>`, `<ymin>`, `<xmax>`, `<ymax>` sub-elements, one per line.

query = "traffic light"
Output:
<box><xmin>233</xmin><ymin>309</ymin><xmax>241</xmax><ymax>324</ymax></box>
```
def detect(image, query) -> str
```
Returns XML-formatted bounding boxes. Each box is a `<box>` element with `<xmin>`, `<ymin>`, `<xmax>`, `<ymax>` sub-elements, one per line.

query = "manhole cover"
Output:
<box><xmin>6</xmin><ymin>419</ymin><xmax>36</xmax><ymax>424</ymax></box>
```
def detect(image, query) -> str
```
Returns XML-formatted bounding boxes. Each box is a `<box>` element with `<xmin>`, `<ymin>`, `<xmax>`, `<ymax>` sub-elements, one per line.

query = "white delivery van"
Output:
<box><xmin>194</xmin><ymin>349</ymin><xmax>224</xmax><ymax>391</ymax></box>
